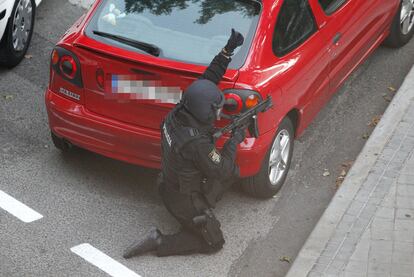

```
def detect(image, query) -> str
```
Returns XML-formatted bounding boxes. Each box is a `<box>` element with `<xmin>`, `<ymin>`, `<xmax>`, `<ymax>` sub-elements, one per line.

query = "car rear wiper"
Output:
<box><xmin>92</xmin><ymin>30</ymin><xmax>161</xmax><ymax>57</ymax></box>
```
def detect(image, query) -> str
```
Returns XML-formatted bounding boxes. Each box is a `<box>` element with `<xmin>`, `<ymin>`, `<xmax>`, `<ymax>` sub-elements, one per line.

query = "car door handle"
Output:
<box><xmin>333</xmin><ymin>33</ymin><xmax>342</xmax><ymax>45</ymax></box>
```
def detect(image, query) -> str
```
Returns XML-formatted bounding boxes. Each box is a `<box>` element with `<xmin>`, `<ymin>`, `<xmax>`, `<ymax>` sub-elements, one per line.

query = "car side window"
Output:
<box><xmin>318</xmin><ymin>0</ymin><xmax>347</xmax><ymax>15</ymax></box>
<box><xmin>273</xmin><ymin>0</ymin><xmax>317</xmax><ymax>57</ymax></box>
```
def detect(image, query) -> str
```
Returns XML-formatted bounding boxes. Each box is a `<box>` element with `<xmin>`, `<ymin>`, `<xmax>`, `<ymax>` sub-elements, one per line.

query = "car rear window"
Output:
<box><xmin>85</xmin><ymin>0</ymin><xmax>261</xmax><ymax>69</ymax></box>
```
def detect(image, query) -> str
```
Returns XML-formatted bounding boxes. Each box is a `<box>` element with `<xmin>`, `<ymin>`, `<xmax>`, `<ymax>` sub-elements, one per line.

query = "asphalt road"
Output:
<box><xmin>0</xmin><ymin>1</ymin><xmax>413</xmax><ymax>276</ymax></box>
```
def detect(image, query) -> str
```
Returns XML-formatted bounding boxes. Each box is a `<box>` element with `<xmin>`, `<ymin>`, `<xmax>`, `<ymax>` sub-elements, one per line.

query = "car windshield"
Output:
<box><xmin>85</xmin><ymin>0</ymin><xmax>261</xmax><ymax>69</ymax></box>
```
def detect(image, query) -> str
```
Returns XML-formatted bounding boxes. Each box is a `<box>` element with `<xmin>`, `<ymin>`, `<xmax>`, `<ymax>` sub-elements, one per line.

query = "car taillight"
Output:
<box><xmin>59</xmin><ymin>56</ymin><xmax>77</xmax><ymax>79</ymax></box>
<box><xmin>50</xmin><ymin>46</ymin><xmax>83</xmax><ymax>88</ymax></box>
<box><xmin>224</xmin><ymin>93</ymin><xmax>243</xmax><ymax>114</ymax></box>
<box><xmin>51</xmin><ymin>49</ymin><xmax>59</xmax><ymax>65</ymax></box>
<box><xmin>223</xmin><ymin>89</ymin><xmax>262</xmax><ymax>114</ymax></box>
<box><xmin>245</xmin><ymin>94</ymin><xmax>260</xmax><ymax>109</ymax></box>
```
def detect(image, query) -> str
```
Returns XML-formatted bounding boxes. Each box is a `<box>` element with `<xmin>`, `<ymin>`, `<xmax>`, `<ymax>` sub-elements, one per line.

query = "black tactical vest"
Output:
<box><xmin>161</xmin><ymin>108</ymin><xmax>205</xmax><ymax>195</ymax></box>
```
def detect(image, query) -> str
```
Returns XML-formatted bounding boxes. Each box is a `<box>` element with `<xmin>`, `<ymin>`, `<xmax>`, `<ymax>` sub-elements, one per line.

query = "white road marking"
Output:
<box><xmin>71</xmin><ymin>243</ymin><xmax>142</xmax><ymax>277</ymax></box>
<box><xmin>0</xmin><ymin>190</ymin><xmax>43</xmax><ymax>223</ymax></box>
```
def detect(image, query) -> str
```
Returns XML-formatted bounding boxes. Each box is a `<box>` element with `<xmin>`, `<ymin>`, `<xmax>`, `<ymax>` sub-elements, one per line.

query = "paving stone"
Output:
<box><xmin>355</xmin><ymin>190</ymin><xmax>371</xmax><ymax>202</ymax></box>
<box><xmin>376</xmin><ymin>207</ymin><xmax>395</xmax><ymax>219</ymax></box>
<box><xmin>371</xmin><ymin>218</ymin><xmax>394</xmax><ymax>231</ymax></box>
<box><xmin>381</xmin><ymin>192</ymin><xmax>396</xmax><ymax>208</ymax></box>
<box><xmin>397</xmin><ymin>184</ymin><xmax>414</xmax><ymax>196</ymax></box>
<box><xmin>379</xmin><ymin>148</ymin><xmax>397</xmax><ymax>162</ymax></box>
<box><xmin>395</xmin><ymin>208</ymin><xmax>414</xmax><ymax>219</ymax></box>
<box><xmin>377</xmin><ymin>177</ymin><xmax>394</xmax><ymax>190</ymax></box>
<box><xmin>350</xmin><ymin>242</ymin><xmax>370</xmax><ymax>262</ymax></box>
<box><xmin>370</xmin><ymin>240</ymin><xmax>393</xmax><ymax>252</ymax></box>
<box><xmin>400</xmin><ymin>143</ymin><xmax>414</xmax><ymax>152</ymax></box>
<box><xmin>336</xmin><ymin>246</ymin><xmax>356</xmax><ymax>261</ymax></box>
<box><xmin>391</xmin><ymin>263</ymin><xmax>413</xmax><ymax>277</ymax></box>
<box><xmin>364</xmin><ymin>173</ymin><xmax>382</xmax><ymax>187</ymax></box>
<box><xmin>371</xmin><ymin>227</ymin><xmax>393</xmax><ymax>241</ymax></box>
<box><xmin>394</xmin><ymin>151</ymin><xmax>410</xmax><ymax>163</ymax></box>
<box><xmin>384</xmin><ymin>169</ymin><xmax>400</xmax><ymax>178</ymax></box>
<box><xmin>343</xmin><ymin>272</ymin><xmax>366</xmax><ymax>277</ymax></box>
<box><xmin>394</xmin><ymin>128</ymin><xmax>410</xmax><ymax>138</ymax></box>
<box><xmin>353</xmin><ymin>218</ymin><xmax>371</xmax><ymax>233</ymax></box>
<box><xmin>367</xmin><ymin>273</ymin><xmax>390</xmax><ymax>277</ymax></box>
<box><xmin>396</xmin><ymin>196</ymin><xmax>414</xmax><ymax>209</ymax></box>
<box><xmin>347</xmin><ymin>201</ymin><xmax>365</xmax><ymax>216</ymax></box>
<box><xmin>326</xmin><ymin>266</ymin><xmax>342</xmax><ymax>275</ymax></box>
<box><xmin>318</xmin><ymin>255</ymin><xmax>335</xmax><ymax>266</ymax></box>
<box><xmin>368</xmin><ymin>249</ymin><xmax>392</xmax><ymax>264</ymax></box>
<box><xmin>307</xmin><ymin>271</ymin><xmax>323</xmax><ymax>277</ymax></box>
<box><xmin>325</xmin><ymin>243</ymin><xmax>342</xmax><ymax>256</ymax></box>
<box><xmin>387</xmin><ymin>140</ymin><xmax>403</xmax><ymax>150</ymax></box>
<box><xmin>330</xmin><ymin>259</ymin><xmax>347</xmax><ymax>271</ymax></box>
<box><xmin>386</xmin><ymin>161</ymin><xmax>404</xmax><ymax>172</ymax></box>
<box><xmin>367</xmin><ymin>261</ymin><xmax>391</xmax><ymax>274</ymax></box>
<box><xmin>393</xmin><ymin>241</ymin><xmax>414</xmax><ymax>253</ymax></box>
<box><xmin>394</xmin><ymin>230</ymin><xmax>414</xmax><ymax>242</ymax></box>
<box><xmin>367</xmin><ymin>197</ymin><xmax>382</xmax><ymax>206</ymax></box>
<box><xmin>398</xmin><ymin>174</ymin><xmax>414</xmax><ymax>185</ymax></box>
<box><xmin>394</xmin><ymin>219</ymin><xmax>414</xmax><ymax>231</ymax></box>
<box><xmin>398</xmin><ymin>121</ymin><xmax>412</xmax><ymax>130</ymax></box>
<box><xmin>392</xmin><ymin>250</ymin><xmax>414</xmax><ymax>265</ymax></box>
<box><xmin>345</xmin><ymin>260</ymin><xmax>368</xmax><ymax>273</ymax></box>
<box><xmin>312</xmin><ymin>263</ymin><xmax>328</xmax><ymax>273</ymax></box>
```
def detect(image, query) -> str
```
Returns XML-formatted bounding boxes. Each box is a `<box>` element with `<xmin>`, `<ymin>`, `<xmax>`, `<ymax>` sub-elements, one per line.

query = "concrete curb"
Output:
<box><xmin>286</xmin><ymin>65</ymin><xmax>414</xmax><ymax>277</ymax></box>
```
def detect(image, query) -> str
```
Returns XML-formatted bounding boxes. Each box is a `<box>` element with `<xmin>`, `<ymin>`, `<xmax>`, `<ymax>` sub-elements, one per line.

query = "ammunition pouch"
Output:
<box><xmin>191</xmin><ymin>208</ymin><xmax>224</xmax><ymax>248</ymax></box>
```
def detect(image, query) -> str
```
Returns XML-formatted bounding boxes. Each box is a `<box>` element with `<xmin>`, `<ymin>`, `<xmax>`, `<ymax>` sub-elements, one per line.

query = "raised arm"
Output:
<box><xmin>200</xmin><ymin>29</ymin><xmax>244</xmax><ymax>84</ymax></box>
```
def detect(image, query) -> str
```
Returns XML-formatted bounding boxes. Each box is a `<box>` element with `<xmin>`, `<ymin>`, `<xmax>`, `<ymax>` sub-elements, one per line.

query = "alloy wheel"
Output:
<box><xmin>268</xmin><ymin>129</ymin><xmax>291</xmax><ymax>186</ymax></box>
<box><xmin>401</xmin><ymin>0</ymin><xmax>414</xmax><ymax>35</ymax></box>
<box><xmin>12</xmin><ymin>0</ymin><xmax>33</xmax><ymax>52</ymax></box>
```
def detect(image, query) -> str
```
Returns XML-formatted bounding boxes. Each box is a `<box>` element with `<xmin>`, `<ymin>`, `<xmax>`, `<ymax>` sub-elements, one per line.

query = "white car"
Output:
<box><xmin>0</xmin><ymin>0</ymin><xmax>41</xmax><ymax>67</ymax></box>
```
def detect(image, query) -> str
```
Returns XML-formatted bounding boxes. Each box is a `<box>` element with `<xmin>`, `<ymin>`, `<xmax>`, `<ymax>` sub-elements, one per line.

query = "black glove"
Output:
<box><xmin>224</xmin><ymin>29</ymin><xmax>244</xmax><ymax>55</ymax></box>
<box><xmin>231</xmin><ymin>127</ymin><xmax>246</xmax><ymax>145</ymax></box>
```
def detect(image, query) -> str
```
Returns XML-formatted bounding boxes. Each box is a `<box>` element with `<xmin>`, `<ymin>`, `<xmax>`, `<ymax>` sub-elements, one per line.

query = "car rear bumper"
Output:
<box><xmin>45</xmin><ymin>89</ymin><xmax>273</xmax><ymax>177</ymax></box>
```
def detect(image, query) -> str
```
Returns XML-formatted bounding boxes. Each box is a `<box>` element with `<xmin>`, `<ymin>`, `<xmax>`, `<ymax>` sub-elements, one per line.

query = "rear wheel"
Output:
<box><xmin>51</xmin><ymin>132</ymin><xmax>71</xmax><ymax>152</ymax></box>
<box><xmin>242</xmin><ymin>117</ymin><xmax>295</xmax><ymax>198</ymax></box>
<box><xmin>384</xmin><ymin>0</ymin><xmax>414</xmax><ymax>48</ymax></box>
<box><xmin>0</xmin><ymin>0</ymin><xmax>35</xmax><ymax>68</ymax></box>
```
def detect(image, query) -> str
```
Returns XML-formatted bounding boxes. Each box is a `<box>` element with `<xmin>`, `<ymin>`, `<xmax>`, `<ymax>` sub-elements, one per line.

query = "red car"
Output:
<box><xmin>45</xmin><ymin>0</ymin><xmax>414</xmax><ymax>198</ymax></box>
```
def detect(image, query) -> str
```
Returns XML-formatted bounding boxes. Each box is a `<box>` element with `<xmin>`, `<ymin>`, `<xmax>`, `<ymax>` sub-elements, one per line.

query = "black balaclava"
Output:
<box><xmin>181</xmin><ymin>79</ymin><xmax>224</xmax><ymax>125</ymax></box>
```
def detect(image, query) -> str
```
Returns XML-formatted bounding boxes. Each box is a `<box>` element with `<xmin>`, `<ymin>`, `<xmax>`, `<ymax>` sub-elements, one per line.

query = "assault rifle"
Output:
<box><xmin>213</xmin><ymin>96</ymin><xmax>273</xmax><ymax>140</ymax></box>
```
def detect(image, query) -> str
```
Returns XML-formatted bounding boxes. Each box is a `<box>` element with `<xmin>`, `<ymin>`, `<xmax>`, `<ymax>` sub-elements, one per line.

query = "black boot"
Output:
<box><xmin>123</xmin><ymin>228</ymin><xmax>162</xmax><ymax>259</ymax></box>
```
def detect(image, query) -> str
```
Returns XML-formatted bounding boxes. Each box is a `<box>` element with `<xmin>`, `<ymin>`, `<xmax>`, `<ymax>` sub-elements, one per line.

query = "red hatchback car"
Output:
<box><xmin>45</xmin><ymin>0</ymin><xmax>414</xmax><ymax>198</ymax></box>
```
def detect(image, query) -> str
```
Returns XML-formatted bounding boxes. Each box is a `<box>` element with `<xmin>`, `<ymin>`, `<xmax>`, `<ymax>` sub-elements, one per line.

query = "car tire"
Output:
<box><xmin>383</xmin><ymin>0</ymin><xmax>414</xmax><ymax>48</ymax></box>
<box><xmin>51</xmin><ymin>132</ymin><xmax>70</xmax><ymax>151</ymax></box>
<box><xmin>0</xmin><ymin>0</ymin><xmax>36</xmax><ymax>68</ymax></box>
<box><xmin>242</xmin><ymin>117</ymin><xmax>295</xmax><ymax>198</ymax></box>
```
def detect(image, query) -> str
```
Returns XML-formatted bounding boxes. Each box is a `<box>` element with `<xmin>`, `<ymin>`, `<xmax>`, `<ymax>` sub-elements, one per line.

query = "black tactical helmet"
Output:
<box><xmin>181</xmin><ymin>79</ymin><xmax>225</xmax><ymax>124</ymax></box>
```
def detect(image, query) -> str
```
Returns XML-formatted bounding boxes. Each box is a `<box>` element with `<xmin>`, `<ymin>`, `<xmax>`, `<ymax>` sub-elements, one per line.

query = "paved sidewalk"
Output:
<box><xmin>287</xmin><ymin>66</ymin><xmax>414</xmax><ymax>277</ymax></box>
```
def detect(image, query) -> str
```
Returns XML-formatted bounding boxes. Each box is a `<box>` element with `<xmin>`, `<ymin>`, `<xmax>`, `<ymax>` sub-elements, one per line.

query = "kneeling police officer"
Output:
<box><xmin>123</xmin><ymin>29</ymin><xmax>245</xmax><ymax>258</ymax></box>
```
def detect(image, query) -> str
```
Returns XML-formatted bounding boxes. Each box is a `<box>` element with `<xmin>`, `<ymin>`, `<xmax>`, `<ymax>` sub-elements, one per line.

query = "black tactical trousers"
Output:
<box><xmin>157</xmin><ymin>184</ymin><xmax>225</xmax><ymax>257</ymax></box>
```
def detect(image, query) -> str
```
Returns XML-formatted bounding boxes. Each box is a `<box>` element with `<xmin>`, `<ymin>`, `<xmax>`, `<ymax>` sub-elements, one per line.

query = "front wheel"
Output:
<box><xmin>383</xmin><ymin>0</ymin><xmax>414</xmax><ymax>48</ymax></box>
<box><xmin>242</xmin><ymin>117</ymin><xmax>295</xmax><ymax>198</ymax></box>
<box><xmin>0</xmin><ymin>0</ymin><xmax>36</xmax><ymax>67</ymax></box>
